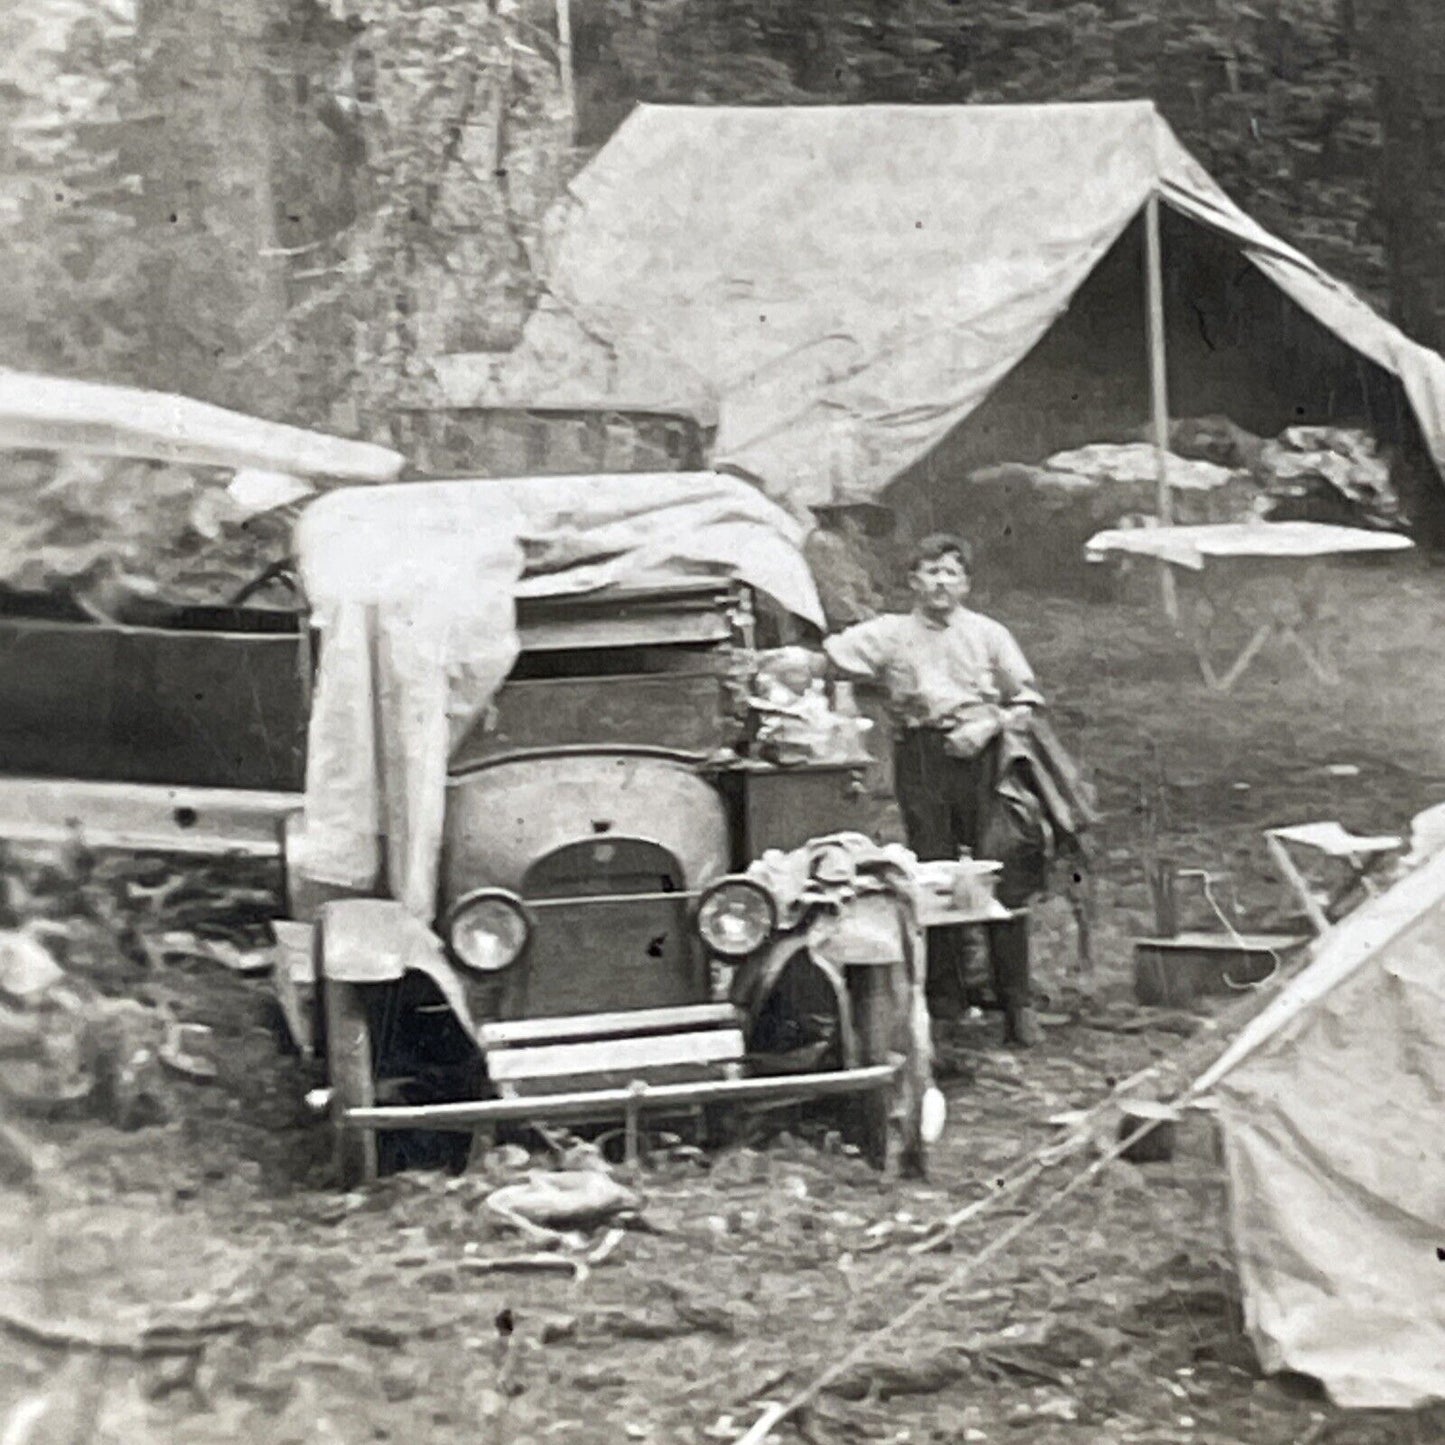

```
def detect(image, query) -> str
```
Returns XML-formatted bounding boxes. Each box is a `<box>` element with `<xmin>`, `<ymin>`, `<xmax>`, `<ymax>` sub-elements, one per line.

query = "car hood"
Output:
<box><xmin>441</xmin><ymin>750</ymin><xmax>730</xmax><ymax>903</ymax></box>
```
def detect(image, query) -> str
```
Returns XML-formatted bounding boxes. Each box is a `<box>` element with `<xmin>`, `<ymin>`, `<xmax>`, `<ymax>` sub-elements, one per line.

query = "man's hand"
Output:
<box><xmin>758</xmin><ymin>645</ymin><xmax>827</xmax><ymax>675</ymax></box>
<box><xmin>755</xmin><ymin>646</ymin><xmax>827</xmax><ymax>697</ymax></box>
<box><xmin>759</xmin><ymin>645</ymin><xmax>824</xmax><ymax>669</ymax></box>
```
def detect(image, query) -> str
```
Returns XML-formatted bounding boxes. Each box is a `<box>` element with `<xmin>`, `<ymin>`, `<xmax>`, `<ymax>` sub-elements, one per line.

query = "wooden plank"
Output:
<box><xmin>1268</xmin><ymin>822</ymin><xmax>1401</xmax><ymax>857</ymax></box>
<box><xmin>502</xmin><ymin>1064</ymin><xmax>739</xmax><ymax>1098</ymax></box>
<box><xmin>517</xmin><ymin>611</ymin><xmax>730</xmax><ymax>653</ymax></box>
<box><xmin>486</xmin><ymin>1028</ymin><xmax>744</xmax><ymax>1083</ymax></box>
<box><xmin>918</xmin><ymin>902</ymin><xmax>1022</xmax><ymax>928</ymax></box>
<box><xmin>271</xmin><ymin>920</ymin><xmax>316</xmax><ymax>1058</ymax></box>
<box><xmin>479</xmin><ymin>1003</ymin><xmax>739</xmax><ymax>1049</ymax></box>
<box><xmin>0</xmin><ymin>776</ymin><xmax>297</xmax><ymax>858</ymax></box>
<box><xmin>1135</xmin><ymin>930</ymin><xmax>1306</xmax><ymax>952</ymax></box>
<box><xmin>1265</xmin><ymin>834</ymin><xmax>1332</xmax><ymax>935</ymax></box>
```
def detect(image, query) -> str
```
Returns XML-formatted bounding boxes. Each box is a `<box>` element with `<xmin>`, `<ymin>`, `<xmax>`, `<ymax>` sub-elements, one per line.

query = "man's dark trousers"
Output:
<box><xmin>893</xmin><ymin>727</ymin><xmax>1031</xmax><ymax>1021</ymax></box>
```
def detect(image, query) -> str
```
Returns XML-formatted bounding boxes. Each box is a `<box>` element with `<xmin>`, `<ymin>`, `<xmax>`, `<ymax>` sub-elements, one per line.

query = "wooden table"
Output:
<box><xmin>1085</xmin><ymin>522</ymin><xmax>1413</xmax><ymax>692</ymax></box>
<box><xmin>911</xmin><ymin>895</ymin><xmax>1026</xmax><ymax>1009</ymax></box>
<box><xmin>916</xmin><ymin>898</ymin><xmax>1019</xmax><ymax>931</ymax></box>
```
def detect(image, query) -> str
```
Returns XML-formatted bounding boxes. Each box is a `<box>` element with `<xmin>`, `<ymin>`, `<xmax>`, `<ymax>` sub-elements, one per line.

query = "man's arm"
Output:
<box><xmin>762</xmin><ymin>618</ymin><xmax>893</xmax><ymax>687</ymax></box>
<box><xmin>822</xmin><ymin>617</ymin><xmax>895</xmax><ymax>683</ymax></box>
<box><xmin>991</xmin><ymin>623</ymin><xmax>1044</xmax><ymax>712</ymax></box>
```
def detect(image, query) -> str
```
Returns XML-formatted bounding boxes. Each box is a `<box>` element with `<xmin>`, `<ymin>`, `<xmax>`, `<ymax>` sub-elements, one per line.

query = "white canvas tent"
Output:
<box><xmin>447</xmin><ymin>101</ymin><xmax>1445</xmax><ymax>513</ymax></box>
<box><xmin>1192</xmin><ymin>850</ymin><xmax>1445</xmax><ymax>1409</ymax></box>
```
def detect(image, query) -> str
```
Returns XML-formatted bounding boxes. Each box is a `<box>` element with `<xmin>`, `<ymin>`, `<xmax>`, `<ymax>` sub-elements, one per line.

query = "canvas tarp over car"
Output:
<box><xmin>1190</xmin><ymin>849</ymin><xmax>1445</xmax><ymax>1409</ymax></box>
<box><xmin>451</xmin><ymin>101</ymin><xmax>1445</xmax><ymax>512</ymax></box>
<box><xmin>0</xmin><ymin>370</ymin><xmax>405</xmax><ymax>481</ymax></box>
<box><xmin>291</xmin><ymin>471</ymin><xmax>825</xmax><ymax>918</ymax></box>
<box><xmin>0</xmin><ymin>373</ymin><xmax>407</xmax><ymax>794</ymax></box>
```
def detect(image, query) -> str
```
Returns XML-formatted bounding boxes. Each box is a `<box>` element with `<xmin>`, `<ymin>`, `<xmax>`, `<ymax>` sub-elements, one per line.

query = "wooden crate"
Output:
<box><xmin>719</xmin><ymin>764</ymin><xmax>872</xmax><ymax>863</ymax></box>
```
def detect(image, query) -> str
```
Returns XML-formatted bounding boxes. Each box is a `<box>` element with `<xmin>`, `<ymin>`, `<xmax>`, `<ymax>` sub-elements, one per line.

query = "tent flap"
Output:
<box><xmin>1203</xmin><ymin>847</ymin><xmax>1445</xmax><ymax>1408</ymax></box>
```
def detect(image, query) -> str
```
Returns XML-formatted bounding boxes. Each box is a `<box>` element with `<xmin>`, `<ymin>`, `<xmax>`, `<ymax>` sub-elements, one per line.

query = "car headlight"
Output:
<box><xmin>444</xmin><ymin>889</ymin><xmax>531</xmax><ymax>973</ymax></box>
<box><xmin>696</xmin><ymin>878</ymin><xmax>775</xmax><ymax>958</ymax></box>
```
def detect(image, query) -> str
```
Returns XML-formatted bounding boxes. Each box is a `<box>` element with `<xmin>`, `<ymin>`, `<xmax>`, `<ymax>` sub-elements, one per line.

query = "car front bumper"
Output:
<box><xmin>337</xmin><ymin>1061</ymin><xmax>901</xmax><ymax>1133</ymax></box>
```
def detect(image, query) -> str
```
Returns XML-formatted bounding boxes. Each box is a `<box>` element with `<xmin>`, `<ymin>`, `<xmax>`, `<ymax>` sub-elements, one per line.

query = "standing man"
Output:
<box><xmin>775</xmin><ymin>533</ymin><xmax>1045</xmax><ymax>1045</ymax></box>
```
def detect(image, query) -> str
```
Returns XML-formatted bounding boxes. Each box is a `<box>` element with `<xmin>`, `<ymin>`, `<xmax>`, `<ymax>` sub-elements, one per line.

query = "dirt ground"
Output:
<box><xmin>4</xmin><ymin>554</ymin><xmax>1445</xmax><ymax>1444</ymax></box>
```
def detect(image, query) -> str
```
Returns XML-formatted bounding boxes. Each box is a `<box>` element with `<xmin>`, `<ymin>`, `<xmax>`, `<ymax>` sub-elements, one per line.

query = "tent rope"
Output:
<box><xmin>730</xmin><ymin>933</ymin><xmax>1324</xmax><ymax>1444</ymax></box>
<box><xmin>733</xmin><ymin>1108</ymin><xmax>1203</xmax><ymax>1445</ymax></box>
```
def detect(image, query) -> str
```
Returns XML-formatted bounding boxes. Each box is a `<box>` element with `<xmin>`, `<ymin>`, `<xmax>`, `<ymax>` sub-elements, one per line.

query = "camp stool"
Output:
<box><xmin>1264</xmin><ymin>822</ymin><xmax>1403</xmax><ymax>935</ymax></box>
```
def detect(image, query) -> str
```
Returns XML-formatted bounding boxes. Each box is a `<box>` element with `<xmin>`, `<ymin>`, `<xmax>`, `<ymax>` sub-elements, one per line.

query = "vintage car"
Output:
<box><xmin>271</xmin><ymin>472</ymin><xmax>932</xmax><ymax>1183</ymax></box>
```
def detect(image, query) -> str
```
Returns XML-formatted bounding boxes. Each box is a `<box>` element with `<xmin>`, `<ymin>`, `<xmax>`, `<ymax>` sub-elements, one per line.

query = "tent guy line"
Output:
<box><xmin>732</xmin><ymin>1100</ymin><xmax>1224</xmax><ymax>1445</ymax></box>
<box><xmin>728</xmin><ymin>933</ymin><xmax>1342</xmax><ymax>1443</ymax></box>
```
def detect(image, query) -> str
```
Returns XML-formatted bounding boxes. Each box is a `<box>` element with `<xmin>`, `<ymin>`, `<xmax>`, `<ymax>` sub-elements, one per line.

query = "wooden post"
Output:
<box><xmin>556</xmin><ymin>0</ymin><xmax>576</xmax><ymax>146</ymax></box>
<box><xmin>1144</xmin><ymin>190</ymin><xmax>1179</xmax><ymax>625</ymax></box>
<box><xmin>1265</xmin><ymin>833</ymin><xmax>1331</xmax><ymax>936</ymax></box>
<box><xmin>623</xmin><ymin>1079</ymin><xmax>645</xmax><ymax>1169</ymax></box>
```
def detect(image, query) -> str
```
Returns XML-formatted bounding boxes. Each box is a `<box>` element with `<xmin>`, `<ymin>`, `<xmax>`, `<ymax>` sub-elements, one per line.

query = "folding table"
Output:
<box><xmin>1084</xmin><ymin>522</ymin><xmax>1413</xmax><ymax>691</ymax></box>
<box><xmin>912</xmin><ymin>895</ymin><xmax>1019</xmax><ymax>980</ymax></box>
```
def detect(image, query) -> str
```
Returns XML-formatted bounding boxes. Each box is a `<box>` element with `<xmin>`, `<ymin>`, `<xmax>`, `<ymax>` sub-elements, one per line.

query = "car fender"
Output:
<box><xmin>731</xmin><ymin>934</ymin><xmax>861</xmax><ymax>1070</ymax></box>
<box><xmin>317</xmin><ymin>899</ymin><xmax>477</xmax><ymax>1034</ymax></box>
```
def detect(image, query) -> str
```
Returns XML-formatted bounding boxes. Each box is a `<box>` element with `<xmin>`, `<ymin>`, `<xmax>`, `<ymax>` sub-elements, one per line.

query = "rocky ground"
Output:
<box><xmin>4</xmin><ymin>554</ymin><xmax>1445</xmax><ymax>1444</ymax></box>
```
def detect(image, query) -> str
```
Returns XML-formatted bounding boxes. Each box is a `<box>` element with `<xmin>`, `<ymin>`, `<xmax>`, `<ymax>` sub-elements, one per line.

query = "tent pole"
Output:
<box><xmin>556</xmin><ymin>0</ymin><xmax>576</xmax><ymax>146</ymax></box>
<box><xmin>1145</xmin><ymin>190</ymin><xmax>1179</xmax><ymax>625</ymax></box>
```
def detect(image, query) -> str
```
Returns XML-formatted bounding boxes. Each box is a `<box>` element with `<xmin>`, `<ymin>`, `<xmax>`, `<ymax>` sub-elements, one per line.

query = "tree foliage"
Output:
<box><xmin>2</xmin><ymin>0</ymin><xmax>568</xmax><ymax>432</ymax></box>
<box><xmin>3</xmin><ymin>0</ymin><xmax>1442</xmax><ymax>433</ymax></box>
<box><xmin>1354</xmin><ymin>0</ymin><xmax>1445</xmax><ymax>349</ymax></box>
<box><xmin>1</xmin><ymin>3</ymin><xmax>151</xmax><ymax>383</ymax></box>
<box><xmin>260</xmin><ymin>0</ymin><xmax>571</xmax><ymax>427</ymax></box>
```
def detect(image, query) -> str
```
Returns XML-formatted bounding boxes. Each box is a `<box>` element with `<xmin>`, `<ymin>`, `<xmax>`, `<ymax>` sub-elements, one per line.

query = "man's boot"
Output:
<box><xmin>988</xmin><ymin>917</ymin><xmax>1039</xmax><ymax>1048</ymax></box>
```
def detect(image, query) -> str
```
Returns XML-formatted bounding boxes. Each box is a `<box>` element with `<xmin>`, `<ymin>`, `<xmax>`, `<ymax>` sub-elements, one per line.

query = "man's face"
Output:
<box><xmin>909</xmin><ymin>552</ymin><xmax>970</xmax><ymax>617</ymax></box>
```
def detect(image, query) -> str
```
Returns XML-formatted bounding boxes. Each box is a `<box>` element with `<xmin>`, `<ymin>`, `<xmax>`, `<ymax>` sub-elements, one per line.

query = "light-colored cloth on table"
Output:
<box><xmin>1084</xmin><ymin>520</ymin><xmax>1414</xmax><ymax>571</ymax></box>
<box><xmin>823</xmin><ymin>606</ymin><xmax>1043</xmax><ymax>754</ymax></box>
